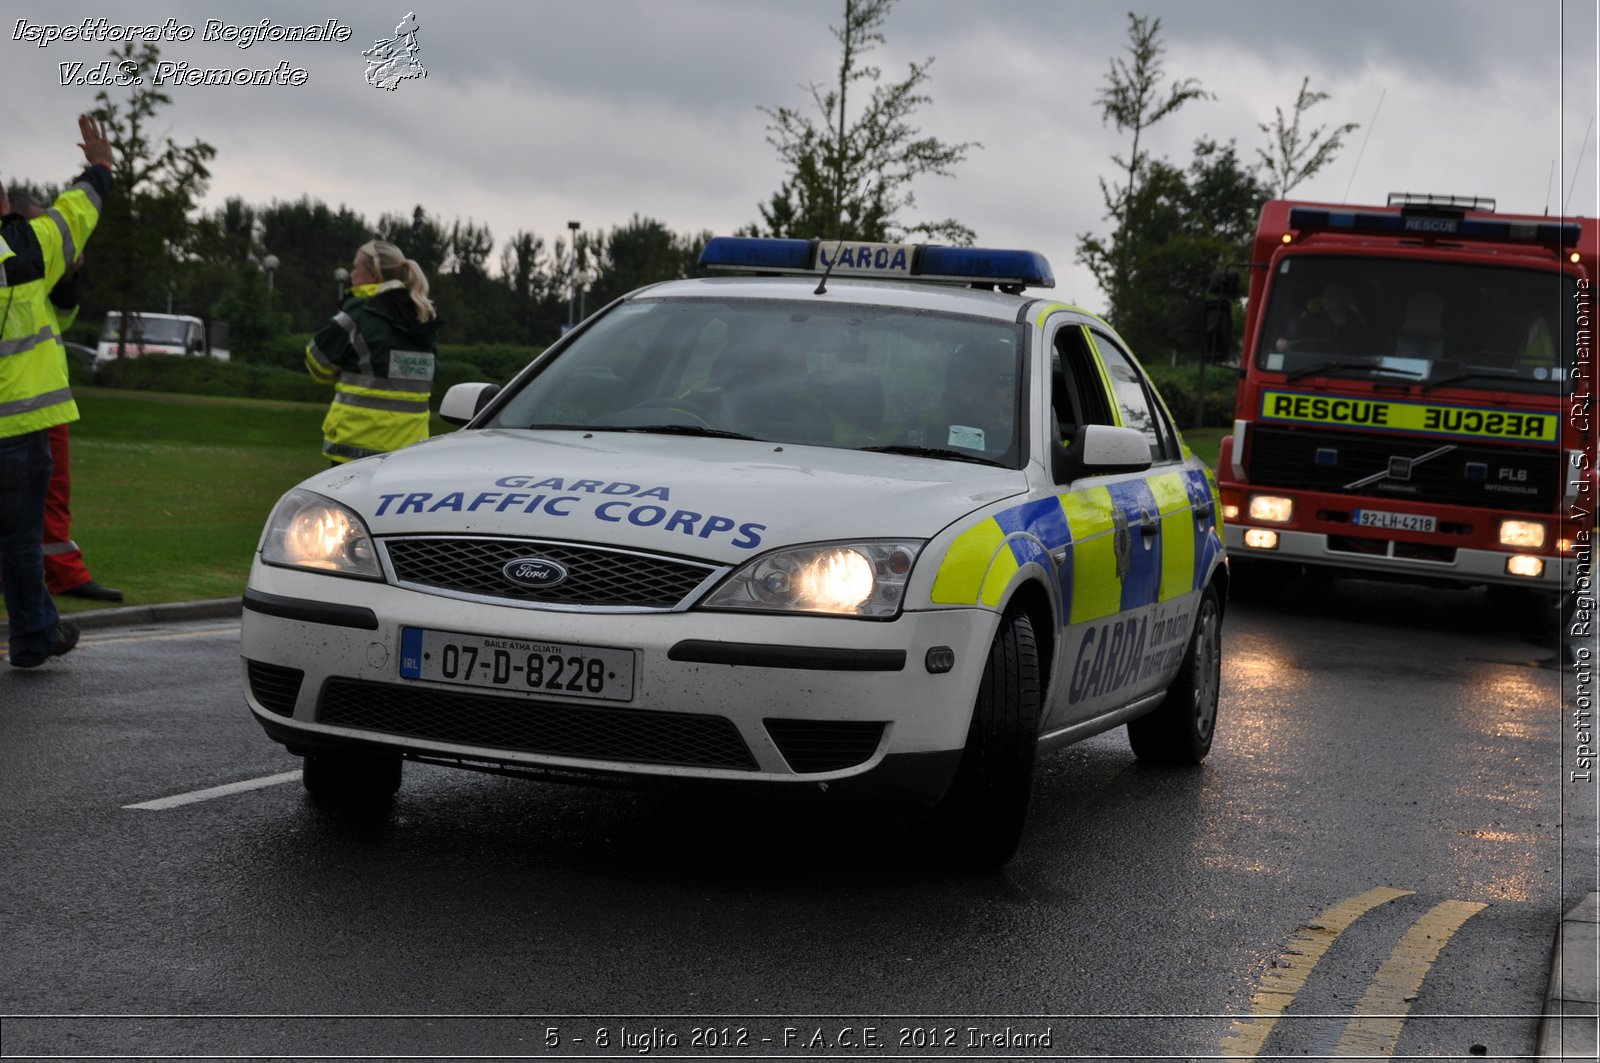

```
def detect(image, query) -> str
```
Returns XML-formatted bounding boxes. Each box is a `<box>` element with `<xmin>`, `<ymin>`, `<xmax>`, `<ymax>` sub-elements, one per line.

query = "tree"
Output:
<box><xmin>1257</xmin><ymin>76</ymin><xmax>1359</xmax><ymax>199</ymax></box>
<box><xmin>1079</xmin><ymin>12</ymin><xmax>1210</xmax><ymax>325</ymax></box>
<box><xmin>87</xmin><ymin>42</ymin><xmax>216</xmax><ymax>360</ymax></box>
<box><xmin>754</xmin><ymin>0</ymin><xmax>979</xmax><ymax>244</ymax></box>
<box><xmin>588</xmin><ymin>215</ymin><xmax>706</xmax><ymax>310</ymax></box>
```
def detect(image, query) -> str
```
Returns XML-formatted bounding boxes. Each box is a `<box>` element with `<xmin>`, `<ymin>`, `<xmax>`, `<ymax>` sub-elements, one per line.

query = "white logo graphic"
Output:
<box><xmin>363</xmin><ymin>12</ymin><xmax>426</xmax><ymax>91</ymax></box>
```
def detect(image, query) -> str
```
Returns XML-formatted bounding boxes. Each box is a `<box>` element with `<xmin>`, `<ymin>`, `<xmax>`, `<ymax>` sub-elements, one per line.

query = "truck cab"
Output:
<box><xmin>1219</xmin><ymin>193</ymin><xmax>1597</xmax><ymax>624</ymax></box>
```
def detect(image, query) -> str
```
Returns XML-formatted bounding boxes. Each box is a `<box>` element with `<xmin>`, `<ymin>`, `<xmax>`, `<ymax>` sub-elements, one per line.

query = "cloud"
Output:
<box><xmin>1</xmin><ymin>0</ymin><xmax>1593</xmax><ymax>317</ymax></box>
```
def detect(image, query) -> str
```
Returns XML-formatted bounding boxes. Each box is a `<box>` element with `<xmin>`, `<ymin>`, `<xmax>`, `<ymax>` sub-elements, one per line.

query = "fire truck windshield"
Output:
<box><xmin>1256</xmin><ymin>255</ymin><xmax>1574</xmax><ymax>394</ymax></box>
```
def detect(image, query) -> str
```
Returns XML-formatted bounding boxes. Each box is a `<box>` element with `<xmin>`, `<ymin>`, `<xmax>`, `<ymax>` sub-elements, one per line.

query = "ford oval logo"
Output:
<box><xmin>502</xmin><ymin>557</ymin><xmax>569</xmax><ymax>589</ymax></box>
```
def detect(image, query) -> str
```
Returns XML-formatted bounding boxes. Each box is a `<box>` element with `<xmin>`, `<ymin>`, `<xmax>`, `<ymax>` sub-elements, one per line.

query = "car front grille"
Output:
<box><xmin>1249</xmin><ymin>426</ymin><xmax>1561</xmax><ymax>514</ymax></box>
<box><xmin>381</xmin><ymin>537</ymin><xmax>720</xmax><ymax>609</ymax></box>
<box><xmin>245</xmin><ymin>660</ymin><xmax>304</xmax><ymax>717</ymax></box>
<box><xmin>764</xmin><ymin>719</ymin><xmax>886</xmax><ymax>773</ymax></box>
<box><xmin>316</xmin><ymin>678</ymin><xmax>757</xmax><ymax>770</ymax></box>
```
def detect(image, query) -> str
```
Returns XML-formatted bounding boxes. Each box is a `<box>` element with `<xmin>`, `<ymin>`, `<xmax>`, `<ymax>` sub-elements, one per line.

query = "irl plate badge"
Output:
<box><xmin>364</xmin><ymin>12</ymin><xmax>426</xmax><ymax>91</ymax></box>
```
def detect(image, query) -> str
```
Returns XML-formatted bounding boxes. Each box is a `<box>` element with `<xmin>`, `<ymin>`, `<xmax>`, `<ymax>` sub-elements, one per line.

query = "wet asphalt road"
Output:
<box><xmin>1</xmin><ymin>578</ymin><xmax>1594</xmax><ymax>1060</ymax></box>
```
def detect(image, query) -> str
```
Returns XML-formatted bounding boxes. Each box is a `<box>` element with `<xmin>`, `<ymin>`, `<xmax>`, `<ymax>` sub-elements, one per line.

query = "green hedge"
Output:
<box><xmin>82</xmin><ymin>342</ymin><xmax>545</xmax><ymax>410</ymax></box>
<box><xmin>1145</xmin><ymin>361</ymin><xmax>1240</xmax><ymax>428</ymax></box>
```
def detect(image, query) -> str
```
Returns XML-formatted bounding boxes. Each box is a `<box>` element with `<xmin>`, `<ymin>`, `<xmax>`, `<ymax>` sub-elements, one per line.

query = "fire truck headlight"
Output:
<box><xmin>1243</xmin><ymin>529</ymin><xmax>1279</xmax><ymax>550</ymax></box>
<box><xmin>1248</xmin><ymin>495</ymin><xmax>1294</xmax><ymax>524</ymax></box>
<box><xmin>1222</xmin><ymin>503</ymin><xmax>1241</xmax><ymax>521</ymax></box>
<box><xmin>1505</xmin><ymin>555</ymin><xmax>1545</xmax><ymax>578</ymax></box>
<box><xmin>1498</xmin><ymin>519</ymin><xmax>1546</xmax><ymax>548</ymax></box>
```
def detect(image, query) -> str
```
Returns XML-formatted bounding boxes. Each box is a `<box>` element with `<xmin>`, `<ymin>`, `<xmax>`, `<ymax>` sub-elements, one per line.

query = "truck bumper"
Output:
<box><xmin>1224</xmin><ymin>524</ymin><xmax>1577</xmax><ymax>593</ymax></box>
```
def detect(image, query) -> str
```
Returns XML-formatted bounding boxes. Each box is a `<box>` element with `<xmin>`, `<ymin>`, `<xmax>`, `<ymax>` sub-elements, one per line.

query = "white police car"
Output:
<box><xmin>240</xmin><ymin>237</ymin><xmax>1227</xmax><ymax>867</ymax></box>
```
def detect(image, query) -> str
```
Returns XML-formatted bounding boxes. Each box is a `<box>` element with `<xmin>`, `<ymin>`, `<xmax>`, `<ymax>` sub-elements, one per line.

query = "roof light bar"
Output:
<box><xmin>698</xmin><ymin>237</ymin><xmax>1055</xmax><ymax>289</ymax></box>
<box><xmin>1388</xmin><ymin>192</ymin><xmax>1497</xmax><ymax>211</ymax></box>
<box><xmin>1288</xmin><ymin>207</ymin><xmax>1580</xmax><ymax>249</ymax></box>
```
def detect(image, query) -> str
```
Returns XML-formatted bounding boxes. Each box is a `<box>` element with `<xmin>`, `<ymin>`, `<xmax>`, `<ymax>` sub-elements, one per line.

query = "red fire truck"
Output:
<box><xmin>1218</xmin><ymin>193</ymin><xmax>1597</xmax><ymax>627</ymax></box>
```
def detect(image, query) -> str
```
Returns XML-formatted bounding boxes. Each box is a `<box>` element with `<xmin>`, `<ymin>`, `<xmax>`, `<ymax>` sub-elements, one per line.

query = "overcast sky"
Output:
<box><xmin>2</xmin><ymin>0</ymin><xmax>1595</xmax><ymax>317</ymax></box>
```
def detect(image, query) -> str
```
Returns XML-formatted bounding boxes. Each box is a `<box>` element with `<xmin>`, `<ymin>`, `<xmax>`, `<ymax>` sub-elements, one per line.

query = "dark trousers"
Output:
<box><xmin>0</xmin><ymin>429</ymin><xmax>60</xmax><ymax>658</ymax></box>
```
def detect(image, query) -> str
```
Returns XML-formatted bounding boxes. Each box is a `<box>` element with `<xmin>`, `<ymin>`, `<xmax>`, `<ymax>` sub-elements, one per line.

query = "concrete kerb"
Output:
<box><xmin>0</xmin><ymin>597</ymin><xmax>243</xmax><ymax>640</ymax></box>
<box><xmin>1537</xmin><ymin>892</ymin><xmax>1600</xmax><ymax>1059</ymax></box>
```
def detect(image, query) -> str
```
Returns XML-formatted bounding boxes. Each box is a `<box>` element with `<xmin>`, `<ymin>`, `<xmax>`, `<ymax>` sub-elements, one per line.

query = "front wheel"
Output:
<box><xmin>301</xmin><ymin>750</ymin><xmax>403</xmax><ymax>807</ymax></box>
<box><xmin>1128</xmin><ymin>584</ymin><xmax>1222</xmax><ymax>764</ymax></box>
<box><xmin>930</xmin><ymin>609</ymin><xmax>1043</xmax><ymax>869</ymax></box>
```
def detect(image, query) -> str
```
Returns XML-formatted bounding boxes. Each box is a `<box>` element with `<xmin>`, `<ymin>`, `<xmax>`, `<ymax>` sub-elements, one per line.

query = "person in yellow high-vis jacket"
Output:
<box><xmin>1</xmin><ymin>115</ymin><xmax>114</xmax><ymax>668</ymax></box>
<box><xmin>306</xmin><ymin>239</ymin><xmax>440</xmax><ymax>464</ymax></box>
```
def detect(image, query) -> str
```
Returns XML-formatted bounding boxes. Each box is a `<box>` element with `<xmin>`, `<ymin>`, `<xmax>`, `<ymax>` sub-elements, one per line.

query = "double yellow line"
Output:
<box><xmin>1221</xmin><ymin>887</ymin><xmax>1488</xmax><ymax>1059</ymax></box>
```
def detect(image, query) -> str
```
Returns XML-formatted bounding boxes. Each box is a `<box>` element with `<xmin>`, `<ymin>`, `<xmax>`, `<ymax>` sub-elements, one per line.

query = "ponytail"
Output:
<box><xmin>357</xmin><ymin>239</ymin><xmax>437</xmax><ymax>322</ymax></box>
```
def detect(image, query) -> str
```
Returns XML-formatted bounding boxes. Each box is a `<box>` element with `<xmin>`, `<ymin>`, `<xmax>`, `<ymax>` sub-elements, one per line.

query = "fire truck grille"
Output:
<box><xmin>382</xmin><ymin>537</ymin><xmax>719</xmax><ymax>608</ymax></box>
<box><xmin>1249</xmin><ymin>426</ymin><xmax>1561</xmax><ymax>514</ymax></box>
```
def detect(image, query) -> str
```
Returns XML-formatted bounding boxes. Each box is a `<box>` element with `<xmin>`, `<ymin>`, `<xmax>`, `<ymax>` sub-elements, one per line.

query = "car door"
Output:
<box><xmin>1040</xmin><ymin>319</ymin><xmax>1203</xmax><ymax>731</ymax></box>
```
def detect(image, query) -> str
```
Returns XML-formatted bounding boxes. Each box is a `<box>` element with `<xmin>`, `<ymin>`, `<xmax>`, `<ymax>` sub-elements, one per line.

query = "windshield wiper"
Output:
<box><xmin>1284</xmin><ymin>357</ymin><xmax>1382</xmax><ymax>382</ymax></box>
<box><xmin>1420</xmin><ymin>368</ymin><xmax>1521</xmax><ymax>393</ymax></box>
<box><xmin>860</xmin><ymin>444</ymin><xmax>1007</xmax><ymax>467</ymax></box>
<box><xmin>610</xmin><ymin>424</ymin><xmax>758</xmax><ymax>440</ymax></box>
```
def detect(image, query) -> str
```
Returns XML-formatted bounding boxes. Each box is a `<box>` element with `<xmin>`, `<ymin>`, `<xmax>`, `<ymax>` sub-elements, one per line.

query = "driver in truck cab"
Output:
<box><xmin>1276</xmin><ymin>280</ymin><xmax>1376</xmax><ymax>355</ymax></box>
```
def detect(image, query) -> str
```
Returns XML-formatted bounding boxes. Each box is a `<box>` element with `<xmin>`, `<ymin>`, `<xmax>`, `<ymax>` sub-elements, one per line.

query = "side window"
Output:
<box><xmin>1051</xmin><ymin>324</ymin><xmax>1114</xmax><ymax>437</ymax></box>
<box><xmin>1088</xmin><ymin>329</ymin><xmax>1178</xmax><ymax>463</ymax></box>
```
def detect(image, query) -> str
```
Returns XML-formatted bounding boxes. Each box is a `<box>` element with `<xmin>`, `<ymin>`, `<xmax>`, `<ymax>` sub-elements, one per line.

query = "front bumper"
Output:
<box><xmin>1224</xmin><ymin>524</ymin><xmax>1576</xmax><ymax>592</ymax></box>
<box><xmin>239</xmin><ymin>565</ymin><xmax>1000</xmax><ymax>803</ymax></box>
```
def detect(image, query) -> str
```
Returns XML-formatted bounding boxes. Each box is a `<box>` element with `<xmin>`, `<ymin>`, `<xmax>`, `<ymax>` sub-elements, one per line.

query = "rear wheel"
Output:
<box><xmin>301</xmin><ymin>751</ymin><xmax>403</xmax><ymax>807</ymax></box>
<box><xmin>931</xmin><ymin>610</ymin><xmax>1043</xmax><ymax>869</ymax></box>
<box><xmin>1128</xmin><ymin>584</ymin><xmax>1222</xmax><ymax>765</ymax></box>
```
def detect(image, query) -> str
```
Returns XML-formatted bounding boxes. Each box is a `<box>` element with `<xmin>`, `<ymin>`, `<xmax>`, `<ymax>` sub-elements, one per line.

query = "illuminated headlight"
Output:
<box><xmin>1222</xmin><ymin>503</ymin><xmax>1241</xmax><ymax>521</ymax></box>
<box><xmin>1506</xmin><ymin>555</ymin><xmax>1544</xmax><ymax>578</ymax></box>
<box><xmin>260</xmin><ymin>488</ymin><xmax>382</xmax><ymax>578</ymax></box>
<box><xmin>1243</xmin><ymin>529</ymin><xmax>1279</xmax><ymax>550</ymax></box>
<box><xmin>701</xmin><ymin>540</ymin><xmax>923</xmax><ymax>618</ymax></box>
<box><xmin>1498</xmin><ymin>519</ymin><xmax>1546</xmax><ymax>548</ymax></box>
<box><xmin>1248</xmin><ymin>495</ymin><xmax>1294</xmax><ymax>523</ymax></box>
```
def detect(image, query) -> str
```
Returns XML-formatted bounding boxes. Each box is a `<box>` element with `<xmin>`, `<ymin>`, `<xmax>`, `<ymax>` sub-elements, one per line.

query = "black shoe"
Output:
<box><xmin>10</xmin><ymin>621</ymin><xmax>80</xmax><ymax>668</ymax></box>
<box><xmin>63</xmin><ymin>581</ymin><xmax>123</xmax><ymax>603</ymax></box>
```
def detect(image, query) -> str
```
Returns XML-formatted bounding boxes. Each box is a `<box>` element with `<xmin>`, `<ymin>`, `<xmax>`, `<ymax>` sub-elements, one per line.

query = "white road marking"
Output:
<box><xmin>123</xmin><ymin>770</ymin><xmax>301</xmax><ymax>810</ymax></box>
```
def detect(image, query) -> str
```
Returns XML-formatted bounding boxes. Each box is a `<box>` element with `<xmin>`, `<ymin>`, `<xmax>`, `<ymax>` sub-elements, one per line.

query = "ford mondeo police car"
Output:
<box><xmin>240</xmin><ymin>237</ymin><xmax>1228</xmax><ymax>867</ymax></box>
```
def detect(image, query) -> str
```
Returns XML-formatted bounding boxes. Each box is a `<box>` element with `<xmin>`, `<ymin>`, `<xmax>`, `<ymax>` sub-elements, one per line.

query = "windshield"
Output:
<box><xmin>101</xmin><ymin>314</ymin><xmax>191</xmax><ymax>345</ymax></box>
<box><xmin>490</xmin><ymin>297</ymin><xmax>1028</xmax><ymax>466</ymax></box>
<box><xmin>1255</xmin><ymin>255</ymin><xmax>1576</xmax><ymax>394</ymax></box>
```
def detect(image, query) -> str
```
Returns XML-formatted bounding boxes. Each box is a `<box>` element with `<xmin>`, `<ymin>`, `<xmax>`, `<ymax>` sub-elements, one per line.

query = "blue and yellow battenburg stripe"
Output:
<box><xmin>931</xmin><ymin>465</ymin><xmax>1222</xmax><ymax>624</ymax></box>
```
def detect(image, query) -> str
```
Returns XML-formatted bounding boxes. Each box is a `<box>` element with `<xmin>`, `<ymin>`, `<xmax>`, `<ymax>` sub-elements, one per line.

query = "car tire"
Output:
<box><xmin>1128</xmin><ymin>583</ymin><xmax>1222</xmax><ymax>765</ymax></box>
<box><xmin>931</xmin><ymin>609</ymin><xmax>1043</xmax><ymax>870</ymax></box>
<box><xmin>301</xmin><ymin>751</ymin><xmax>403</xmax><ymax>807</ymax></box>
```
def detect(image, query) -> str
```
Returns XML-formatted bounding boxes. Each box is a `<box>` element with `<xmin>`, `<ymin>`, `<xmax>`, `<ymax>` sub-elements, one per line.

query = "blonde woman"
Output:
<box><xmin>306</xmin><ymin>239</ymin><xmax>440</xmax><ymax>464</ymax></box>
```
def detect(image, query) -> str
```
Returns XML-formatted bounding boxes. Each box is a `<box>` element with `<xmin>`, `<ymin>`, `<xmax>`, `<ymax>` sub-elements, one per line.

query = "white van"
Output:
<box><xmin>95</xmin><ymin>312</ymin><xmax>230</xmax><ymax>366</ymax></box>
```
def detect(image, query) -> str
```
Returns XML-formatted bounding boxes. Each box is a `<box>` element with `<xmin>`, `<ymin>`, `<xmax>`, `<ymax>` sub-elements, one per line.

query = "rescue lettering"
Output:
<box><xmin>1267</xmin><ymin>394</ymin><xmax>1389</xmax><ymax>426</ymax></box>
<box><xmin>1260</xmin><ymin>390</ymin><xmax>1558</xmax><ymax>442</ymax></box>
<box><xmin>1420</xmin><ymin>407</ymin><xmax>1548</xmax><ymax>438</ymax></box>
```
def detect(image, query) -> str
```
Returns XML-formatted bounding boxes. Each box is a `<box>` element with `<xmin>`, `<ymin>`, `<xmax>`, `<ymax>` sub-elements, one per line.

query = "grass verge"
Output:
<box><xmin>7</xmin><ymin>389</ymin><xmax>331</xmax><ymax>619</ymax></box>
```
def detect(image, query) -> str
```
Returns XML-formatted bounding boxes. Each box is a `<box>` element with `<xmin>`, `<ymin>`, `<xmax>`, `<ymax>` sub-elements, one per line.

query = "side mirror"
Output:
<box><xmin>439</xmin><ymin>382</ymin><xmax>501</xmax><ymax>426</ymax></box>
<box><xmin>1051</xmin><ymin>424</ymin><xmax>1153</xmax><ymax>484</ymax></box>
